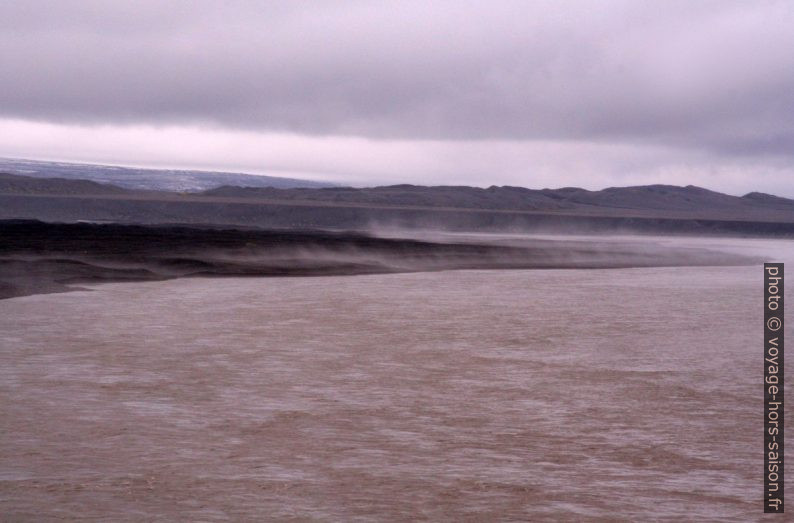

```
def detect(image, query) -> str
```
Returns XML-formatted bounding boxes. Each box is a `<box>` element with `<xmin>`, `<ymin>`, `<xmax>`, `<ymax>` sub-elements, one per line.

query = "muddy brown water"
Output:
<box><xmin>1</xmin><ymin>236</ymin><xmax>792</xmax><ymax>521</ymax></box>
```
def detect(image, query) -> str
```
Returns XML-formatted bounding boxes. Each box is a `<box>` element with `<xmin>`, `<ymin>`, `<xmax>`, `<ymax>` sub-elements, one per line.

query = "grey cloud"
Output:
<box><xmin>0</xmin><ymin>0</ymin><xmax>793</xmax><ymax>158</ymax></box>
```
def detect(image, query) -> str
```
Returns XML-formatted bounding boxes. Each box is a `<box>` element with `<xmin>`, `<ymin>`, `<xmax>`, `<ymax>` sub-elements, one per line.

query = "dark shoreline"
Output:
<box><xmin>0</xmin><ymin>220</ymin><xmax>759</xmax><ymax>300</ymax></box>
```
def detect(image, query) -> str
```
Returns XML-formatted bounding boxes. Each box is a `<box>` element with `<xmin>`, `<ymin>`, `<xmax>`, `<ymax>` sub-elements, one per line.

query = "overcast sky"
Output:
<box><xmin>0</xmin><ymin>0</ymin><xmax>792</xmax><ymax>195</ymax></box>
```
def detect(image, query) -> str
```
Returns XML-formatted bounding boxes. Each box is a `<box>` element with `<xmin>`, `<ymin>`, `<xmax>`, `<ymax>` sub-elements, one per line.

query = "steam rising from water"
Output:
<box><xmin>0</xmin><ymin>221</ymin><xmax>764</xmax><ymax>300</ymax></box>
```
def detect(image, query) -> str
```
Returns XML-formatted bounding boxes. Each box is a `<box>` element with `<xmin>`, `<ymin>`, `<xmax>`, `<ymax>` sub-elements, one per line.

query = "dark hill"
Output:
<box><xmin>0</xmin><ymin>172</ymin><xmax>132</xmax><ymax>196</ymax></box>
<box><xmin>3</xmin><ymin>173</ymin><xmax>794</xmax><ymax>236</ymax></box>
<box><xmin>741</xmin><ymin>191</ymin><xmax>794</xmax><ymax>209</ymax></box>
<box><xmin>203</xmin><ymin>183</ymin><xmax>793</xmax><ymax>215</ymax></box>
<box><xmin>203</xmin><ymin>184</ymin><xmax>570</xmax><ymax>211</ymax></box>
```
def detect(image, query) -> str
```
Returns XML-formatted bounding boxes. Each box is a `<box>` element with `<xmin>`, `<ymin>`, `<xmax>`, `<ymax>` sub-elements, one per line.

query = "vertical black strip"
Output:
<box><xmin>764</xmin><ymin>263</ymin><xmax>784</xmax><ymax>513</ymax></box>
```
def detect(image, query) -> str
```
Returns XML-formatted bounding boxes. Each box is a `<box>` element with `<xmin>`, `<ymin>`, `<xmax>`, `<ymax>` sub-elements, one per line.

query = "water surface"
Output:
<box><xmin>1</xmin><ymin>236</ymin><xmax>792</xmax><ymax>521</ymax></box>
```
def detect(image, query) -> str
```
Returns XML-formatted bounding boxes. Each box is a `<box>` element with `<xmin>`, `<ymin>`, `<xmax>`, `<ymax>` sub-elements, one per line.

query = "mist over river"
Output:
<box><xmin>1</xmin><ymin>235</ymin><xmax>792</xmax><ymax>521</ymax></box>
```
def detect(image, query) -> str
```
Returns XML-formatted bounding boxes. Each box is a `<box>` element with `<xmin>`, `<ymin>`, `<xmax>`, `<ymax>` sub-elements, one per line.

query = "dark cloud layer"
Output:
<box><xmin>1</xmin><ymin>0</ymin><xmax>792</xmax><ymax>157</ymax></box>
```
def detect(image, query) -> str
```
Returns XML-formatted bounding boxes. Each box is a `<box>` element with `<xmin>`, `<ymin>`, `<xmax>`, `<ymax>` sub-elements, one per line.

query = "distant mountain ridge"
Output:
<box><xmin>3</xmin><ymin>172</ymin><xmax>794</xmax><ymax>236</ymax></box>
<box><xmin>0</xmin><ymin>172</ymin><xmax>132</xmax><ymax>196</ymax></box>
<box><xmin>203</xmin><ymin>182</ymin><xmax>794</xmax><ymax>214</ymax></box>
<box><xmin>0</xmin><ymin>157</ymin><xmax>334</xmax><ymax>192</ymax></box>
<box><xmin>2</xmin><ymin>171</ymin><xmax>793</xmax><ymax>215</ymax></box>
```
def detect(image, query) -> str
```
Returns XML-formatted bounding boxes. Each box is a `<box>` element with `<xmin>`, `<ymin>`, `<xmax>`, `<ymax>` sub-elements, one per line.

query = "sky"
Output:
<box><xmin>0</xmin><ymin>1</ymin><xmax>792</xmax><ymax>195</ymax></box>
